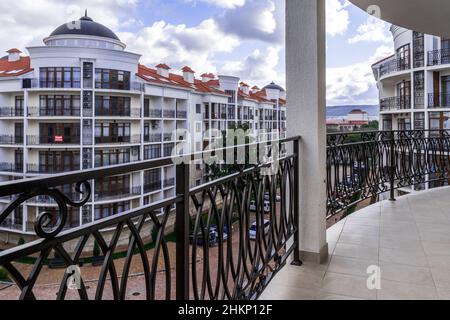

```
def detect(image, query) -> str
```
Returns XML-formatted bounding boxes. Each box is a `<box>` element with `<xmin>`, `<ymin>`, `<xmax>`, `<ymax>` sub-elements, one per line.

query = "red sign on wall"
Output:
<box><xmin>54</xmin><ymin>135</ymin><xmax>64</xmax><ymax>143</ymax></box>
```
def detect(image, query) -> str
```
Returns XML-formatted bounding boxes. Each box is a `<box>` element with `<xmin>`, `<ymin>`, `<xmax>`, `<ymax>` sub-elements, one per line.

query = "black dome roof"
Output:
<box><xmin>264</xmin><ymin>82</ymin><xmax>285</xmax><ymax>92</ymax></box>
<box><xmin>50</xmin><ymin>13</ymin><xmax>120</xmax><ymax>41</ymax></box>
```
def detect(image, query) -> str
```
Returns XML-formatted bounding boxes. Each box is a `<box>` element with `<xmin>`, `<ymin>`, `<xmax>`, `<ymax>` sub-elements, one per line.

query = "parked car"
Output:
<box><xmin>264</xmin><ymin>192</ymin><xmax>281</xmax><ymax>202</ymax></box>
<box><xmin>249</xmin><ymin>220</ymin><xmax>271</xmax><ymax>240</ymax></box>
<box><xmin>189</xmin><ymin>229</ymin><xmax>218</xmax><ymax>247</ymax></box>
<box><xmin>210</xmin><ymin>224</ymin><xmax>229</xmax><ymax>241</ymax></box>
<box><xmin>249</xmin><ymin>200</ymin><xmax>271</xmax><ymax>214</ymax></box>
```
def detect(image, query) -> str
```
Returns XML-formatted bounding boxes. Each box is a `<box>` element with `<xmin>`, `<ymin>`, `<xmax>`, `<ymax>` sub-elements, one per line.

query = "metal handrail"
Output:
<box><xmin>0</xmin><ymin>136</ymin><xmax>301</xmax><ymax>300</ymax></box>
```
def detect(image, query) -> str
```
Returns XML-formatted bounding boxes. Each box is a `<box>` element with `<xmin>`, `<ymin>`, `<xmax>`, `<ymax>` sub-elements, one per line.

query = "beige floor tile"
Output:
<box><xmin>334</xmin><ymin>242</ymin><xmax>379</xmax><ymax>261</ymax></box>
<box><xmin>328</xmin><ymin>256</ymin><xmax>377</xmax><ymax>277</ymax></box>
<box><xmin>321</xmin><ymin>272</ymin><xmax>377</xmax><ymax>300</ymax></box>
<box><xmin>377</xmin><ymin>280</ymin><xmax>438</xmax><ymax>300</ymax></box>
<box><xmin>431</xmin><ymin>267</ymin><xmax>450</xmax><ymax>289</ymax></box>
<box><xmin>259</xmin><ymin>283</ymin><xmax>319</xmax><ymax>300</ymax></box>
<box><xmin>338</xmin><ymin>232</ymin><xmax>379</xmax><ymax>248</ymax></box>
<box><xmin>379</xmin><ymin>247</ymin><xmax>428</xmax><ymax>267</ymax></box>
<box><xmin>379</xmin><ymin>261</ymin><xmax>434</xmax><ymax>286</ymax></box>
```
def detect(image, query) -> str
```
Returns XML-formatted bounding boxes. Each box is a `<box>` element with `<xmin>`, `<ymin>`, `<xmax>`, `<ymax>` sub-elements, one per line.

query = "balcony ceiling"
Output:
<box><xmin>348</xmin><ymin>0</ymin><xmax>450</xmax><ymax>37</ymax></box>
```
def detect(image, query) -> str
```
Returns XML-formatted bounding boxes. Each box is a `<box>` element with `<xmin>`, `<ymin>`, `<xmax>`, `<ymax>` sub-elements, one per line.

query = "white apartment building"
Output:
<box><xmin>0</xmin><ymin>14</ymin><xmax>287</xmax><ymax>236</ymax></box>
<box><xmin>373</xmin><ymin>25</ymin><xmax>450</xmax><ymax>132</ymax></box>
<box><xmin>373</xmin><ymin>25</ymin><xmax>450</xmax><ymax>190</ymax></box>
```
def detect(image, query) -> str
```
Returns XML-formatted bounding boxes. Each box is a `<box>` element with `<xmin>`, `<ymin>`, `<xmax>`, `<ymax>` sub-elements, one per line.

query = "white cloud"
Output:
<box><xmin>216</xmin><ymin>0</ymin><xmax>284</xmax><ymax>43</ymax></box>
<box><xmin>348</xmin><ymin>16</ymin><xmax>392</xmax><ymax>44</ymax></box>
<box><xmin>326</xmin><ymin>0</ymin><xmax>350</xmax><ymax>37</ymax></box>
<box><xmin>185</xmin><ymin>0</ymin><xmax>246</xmax><ymax>9</ymax></box>
<box><xmin>220</xmin><ymin>46</ymin><xmax>283</xmax><ymax>88</ymax></box>
<box><xmin>327</xmin><ymin>45</ymin><xmax>393</xmax><ymax>105</ymax></box>
<box><xmin>0</xmin><ymin>0</ymin><xmax>140</xmax><ymax>53</ymax></box>
<box><xmin>120</xmin><ymin>19</ymin><xmax>240</xmax><ymax>73</ymax></box>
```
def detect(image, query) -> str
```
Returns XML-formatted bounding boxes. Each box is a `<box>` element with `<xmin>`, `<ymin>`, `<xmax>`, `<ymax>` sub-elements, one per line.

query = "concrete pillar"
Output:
<box><xmin>286</xmin><ymin>0</ymin><xmax>328</xmax><ymax>264</ymax></box>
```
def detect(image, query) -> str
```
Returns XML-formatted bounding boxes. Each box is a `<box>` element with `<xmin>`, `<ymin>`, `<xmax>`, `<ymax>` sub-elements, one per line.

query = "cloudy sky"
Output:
<box><xmin>0</xmin><ymin>0</ymin><xmax>394</xmax><ymax>106</ymax></box>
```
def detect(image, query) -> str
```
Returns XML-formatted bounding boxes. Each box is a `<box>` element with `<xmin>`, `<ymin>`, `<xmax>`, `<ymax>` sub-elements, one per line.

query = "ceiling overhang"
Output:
<box><xmin>348</xmin><ymin>0</ymin><xmax>450</xmax><ymax>37</ymax></box>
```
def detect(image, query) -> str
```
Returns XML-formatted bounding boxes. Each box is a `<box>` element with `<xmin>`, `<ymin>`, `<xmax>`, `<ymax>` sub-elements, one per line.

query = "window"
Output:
<box><xmin>95</xmin><ymin>175</ymin><xmax>131</xmax><ymax>199</ymax></box>
<box><xmin>95</xmin><ymin>148</ymin><xmax>131</xmax><ymax>167</ymax></box>
<box><xmin>396</xmin><ymin>44</ymin><xmax>410</xmax><ymax>70</ymax></box>
<box><xmin>40</xmin><ymin>95</ymin><xmax>80</xmax><ymax>116</ymax></box>
<box><xmin>429</xmin><ymin>112</ymin><xmax>450</xmax><ymax>131</ymax></box>
<box><xmin>39</xmin><ymin>207</ymin><xmax>79</xmax><ymax>229</ymax></box>
<box><xmin>164</xmin><ymin>143</ymin><xmax>175</xmax><ymax>157</ymax></box>
<box><xmin>196</xmin><ymin>104</ymin><xmax>201</xmax><ymax>114</ymax></box>
<box><xmin>95</xmin><ymin>96</ymin><xmax>131</xmax><ymax>116</ymax></box>
<box><xmin>144</xmin><ymin>145</ymin><xmax>161</xmax><ymax>160</ymax></box>
<box><xmin>144</xmin><ymin>169</ymin><xmax>161</xmax><ymax>193</ymax></box>
<box><xmin>95</xmin><ymin>201</ymin><xmax>130</xmax><ymax>221</ymax></box>
<box><xmin>95</xmin><ymin>123</ymin><xmax>131</xmax><ymax>143</ymax></box>
<box><xmin>95</xmin><ymin>68</ymin><xmax>130</xmax><ymax>90</ymax></box>
<box><xmin>38</xmin><ymin>151</ymin><xmax>80</xmax><ymax>173</ymax></box>
<box><xmin>396</xmin><ymin>81</ymin><xmax>411</xmax><ymax>109</ymax></box>
<box><xmin>398</xmin><ymin>118</ymin><xmax>412</xmax><ymax>131</ymax></box>
<box><xmin>40</xmin><ymin>67</ymin><xmax>81</xmax><ymax>88</ymax></box>
<box><xmin>39</xmin><ymin>123</ymin><xmax>80</xmax><ymax>144</ymax></box>
<box><xmin>414</xmin><ymin>113</ymin><xmax>425</xmax><ymax>130</ymax></box>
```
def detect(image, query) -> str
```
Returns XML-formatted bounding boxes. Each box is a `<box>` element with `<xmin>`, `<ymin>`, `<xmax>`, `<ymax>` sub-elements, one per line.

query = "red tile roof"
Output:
<box><xmin>0</xmin><ymin>55</ymin><xmax>33</xmax><ymax>78</ymax></box>
<box><xmin>137</xmin><ymin>64</ymin><xmax>228</xmax><ymax>96</ymax></box>
<box><xmin>7</xmin><ymin>48</ymin><xmax>22</xmax><ymax>54</ymax></box>
<box><xmin>182</xmin><ymin>66</ymin><xmax>195</xmax><ymax>73</ymax></box>
<box><xmin>156</xmin><ymin>63</ymin><xmax>171</xmax><ymax>70</ymax></box>
<box><xmin>201</xmin><ymin>73</ymin><xmax>215</xmax><ymax>78</ymax></box>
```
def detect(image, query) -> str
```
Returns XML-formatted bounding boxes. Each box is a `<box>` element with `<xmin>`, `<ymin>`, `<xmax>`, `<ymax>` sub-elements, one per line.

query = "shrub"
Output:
<box><xmin>18</xmin><ymin>237</ymin><xmax>25</xmax><ymax>246</ymax></box>
<box><xmin>0</xmin><ymin>267</ymin><xmax>9</xmax><ymax>281</ymax></box>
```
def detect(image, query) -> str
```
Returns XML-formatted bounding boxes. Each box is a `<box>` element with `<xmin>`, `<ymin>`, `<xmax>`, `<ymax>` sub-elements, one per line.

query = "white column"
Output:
<box><xmin>286</xmin><ymin>0</ymin><xmax>328</xmax><ymax>263</ymax></box>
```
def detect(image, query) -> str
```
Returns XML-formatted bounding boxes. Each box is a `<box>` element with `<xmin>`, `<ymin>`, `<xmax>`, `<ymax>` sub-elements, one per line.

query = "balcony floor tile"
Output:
<box><xmin>261</xmin><ymin>188</ymin><xmax>450</xmax><ymax>300</ymax></box>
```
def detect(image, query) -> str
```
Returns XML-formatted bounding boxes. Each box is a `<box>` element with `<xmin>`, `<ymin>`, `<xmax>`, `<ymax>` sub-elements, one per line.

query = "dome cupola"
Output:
<box><xmin>44</xmin><ymin>10</ymin><xmax>126</xmax><ymax>50</ymax></box>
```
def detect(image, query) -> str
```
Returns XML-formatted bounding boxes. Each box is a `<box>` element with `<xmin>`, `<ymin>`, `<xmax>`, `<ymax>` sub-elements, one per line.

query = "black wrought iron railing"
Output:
<box><xmin>379</xmin><ymin>58</ymin><xmax>410</xmax><ymax>76</ymax></box>
<box><xmin>380</xmin><ymin>96</ymin><xmax>411</xmax><ymax>111</ymax></box>
<box><xmin>0</xmin><ymin>107</ymin><xmax>24</xmax><ymax>117</ymax></box>
<box><xmin>326</xmin><ymin>130</ymin><xmax>450</xmax><ymax>221</ymax></box>
<box><xmin>428</xmin><ymin>93</ymin><xmax>450</xmax><ymax>108</ymax></box>
<box><xmin>428</xmin><ymin>48</ymin><xmax>450</xmax><ymax>66</ymax></box>
<box><xmin>0</xmin><ymin>137</ymin><xmax>300</xmax><ymax>300</ymax></box>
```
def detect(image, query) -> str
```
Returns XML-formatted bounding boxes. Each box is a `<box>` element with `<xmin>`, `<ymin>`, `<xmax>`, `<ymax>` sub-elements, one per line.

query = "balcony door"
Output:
<box><xmin>441</xmin><ymin>76</ymin><xmax>450</xmax><ymax>107</ymax></box>
<box><xmin>396</xmin><ymin>81</ymin><xmax>411</xmax><ymax>109</ymax></box>
<box><xmin>14</xmin><ymin>123</ymin><xmax>23</xmax><ymax>144</ymax></box>
<box><xmin>442</xmin><ymin>38</ymin><xmax>450</xmax><ymax>64</ymax></box>
<box><xmin>397</xmin><ymin>44</ymin><xmax>410</xmax><ymax>70</ymax></box>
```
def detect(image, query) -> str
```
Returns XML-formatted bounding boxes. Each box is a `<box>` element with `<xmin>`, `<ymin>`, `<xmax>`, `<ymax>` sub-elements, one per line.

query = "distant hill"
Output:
<box><xmin>327</xmin><ymin>105</ymin><xmax>379</xmax><ymax>119</ymax></box>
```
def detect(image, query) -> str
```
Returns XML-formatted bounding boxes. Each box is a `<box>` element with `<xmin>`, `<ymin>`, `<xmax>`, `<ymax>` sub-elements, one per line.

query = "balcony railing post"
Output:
<box><xmin>291</xmin><ymin>137</ymin><xmax>302</xmax><ymax>266</ymax></box>
<box><xmin>175</xmin><ymin>161</ymin><xmax>190</xmax><ymax>300</ymax></box>
<box><xmin>389</xmin><ymin>132</ymin><xmax>396</xmax><ymax>201</ymax></box>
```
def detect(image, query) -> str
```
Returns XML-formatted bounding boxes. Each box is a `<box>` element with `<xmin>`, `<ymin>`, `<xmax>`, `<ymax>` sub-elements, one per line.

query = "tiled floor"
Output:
<box><xmin>260</xmin><ymin>187</ymin><xmax>450</xmax><ymax>300</ymax></box>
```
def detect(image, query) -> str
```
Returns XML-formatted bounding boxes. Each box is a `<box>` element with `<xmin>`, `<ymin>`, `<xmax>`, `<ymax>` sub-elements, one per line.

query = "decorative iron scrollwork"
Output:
<box><xmin>0</xmin><ymin>181</ymin><xmax>91</xmax><ymax>239</ymax></box>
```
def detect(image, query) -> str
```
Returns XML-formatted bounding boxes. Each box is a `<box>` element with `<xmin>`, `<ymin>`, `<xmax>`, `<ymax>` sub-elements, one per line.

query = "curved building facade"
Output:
<box><xmin>0</xmin><ymin>15</ymin><xmax>287</xmax><ymax>240</ymax></box>
<box><xmin>373</xmin><ymin>25</ymin><xmax>450</xmax><ymax>190</ymax></box>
